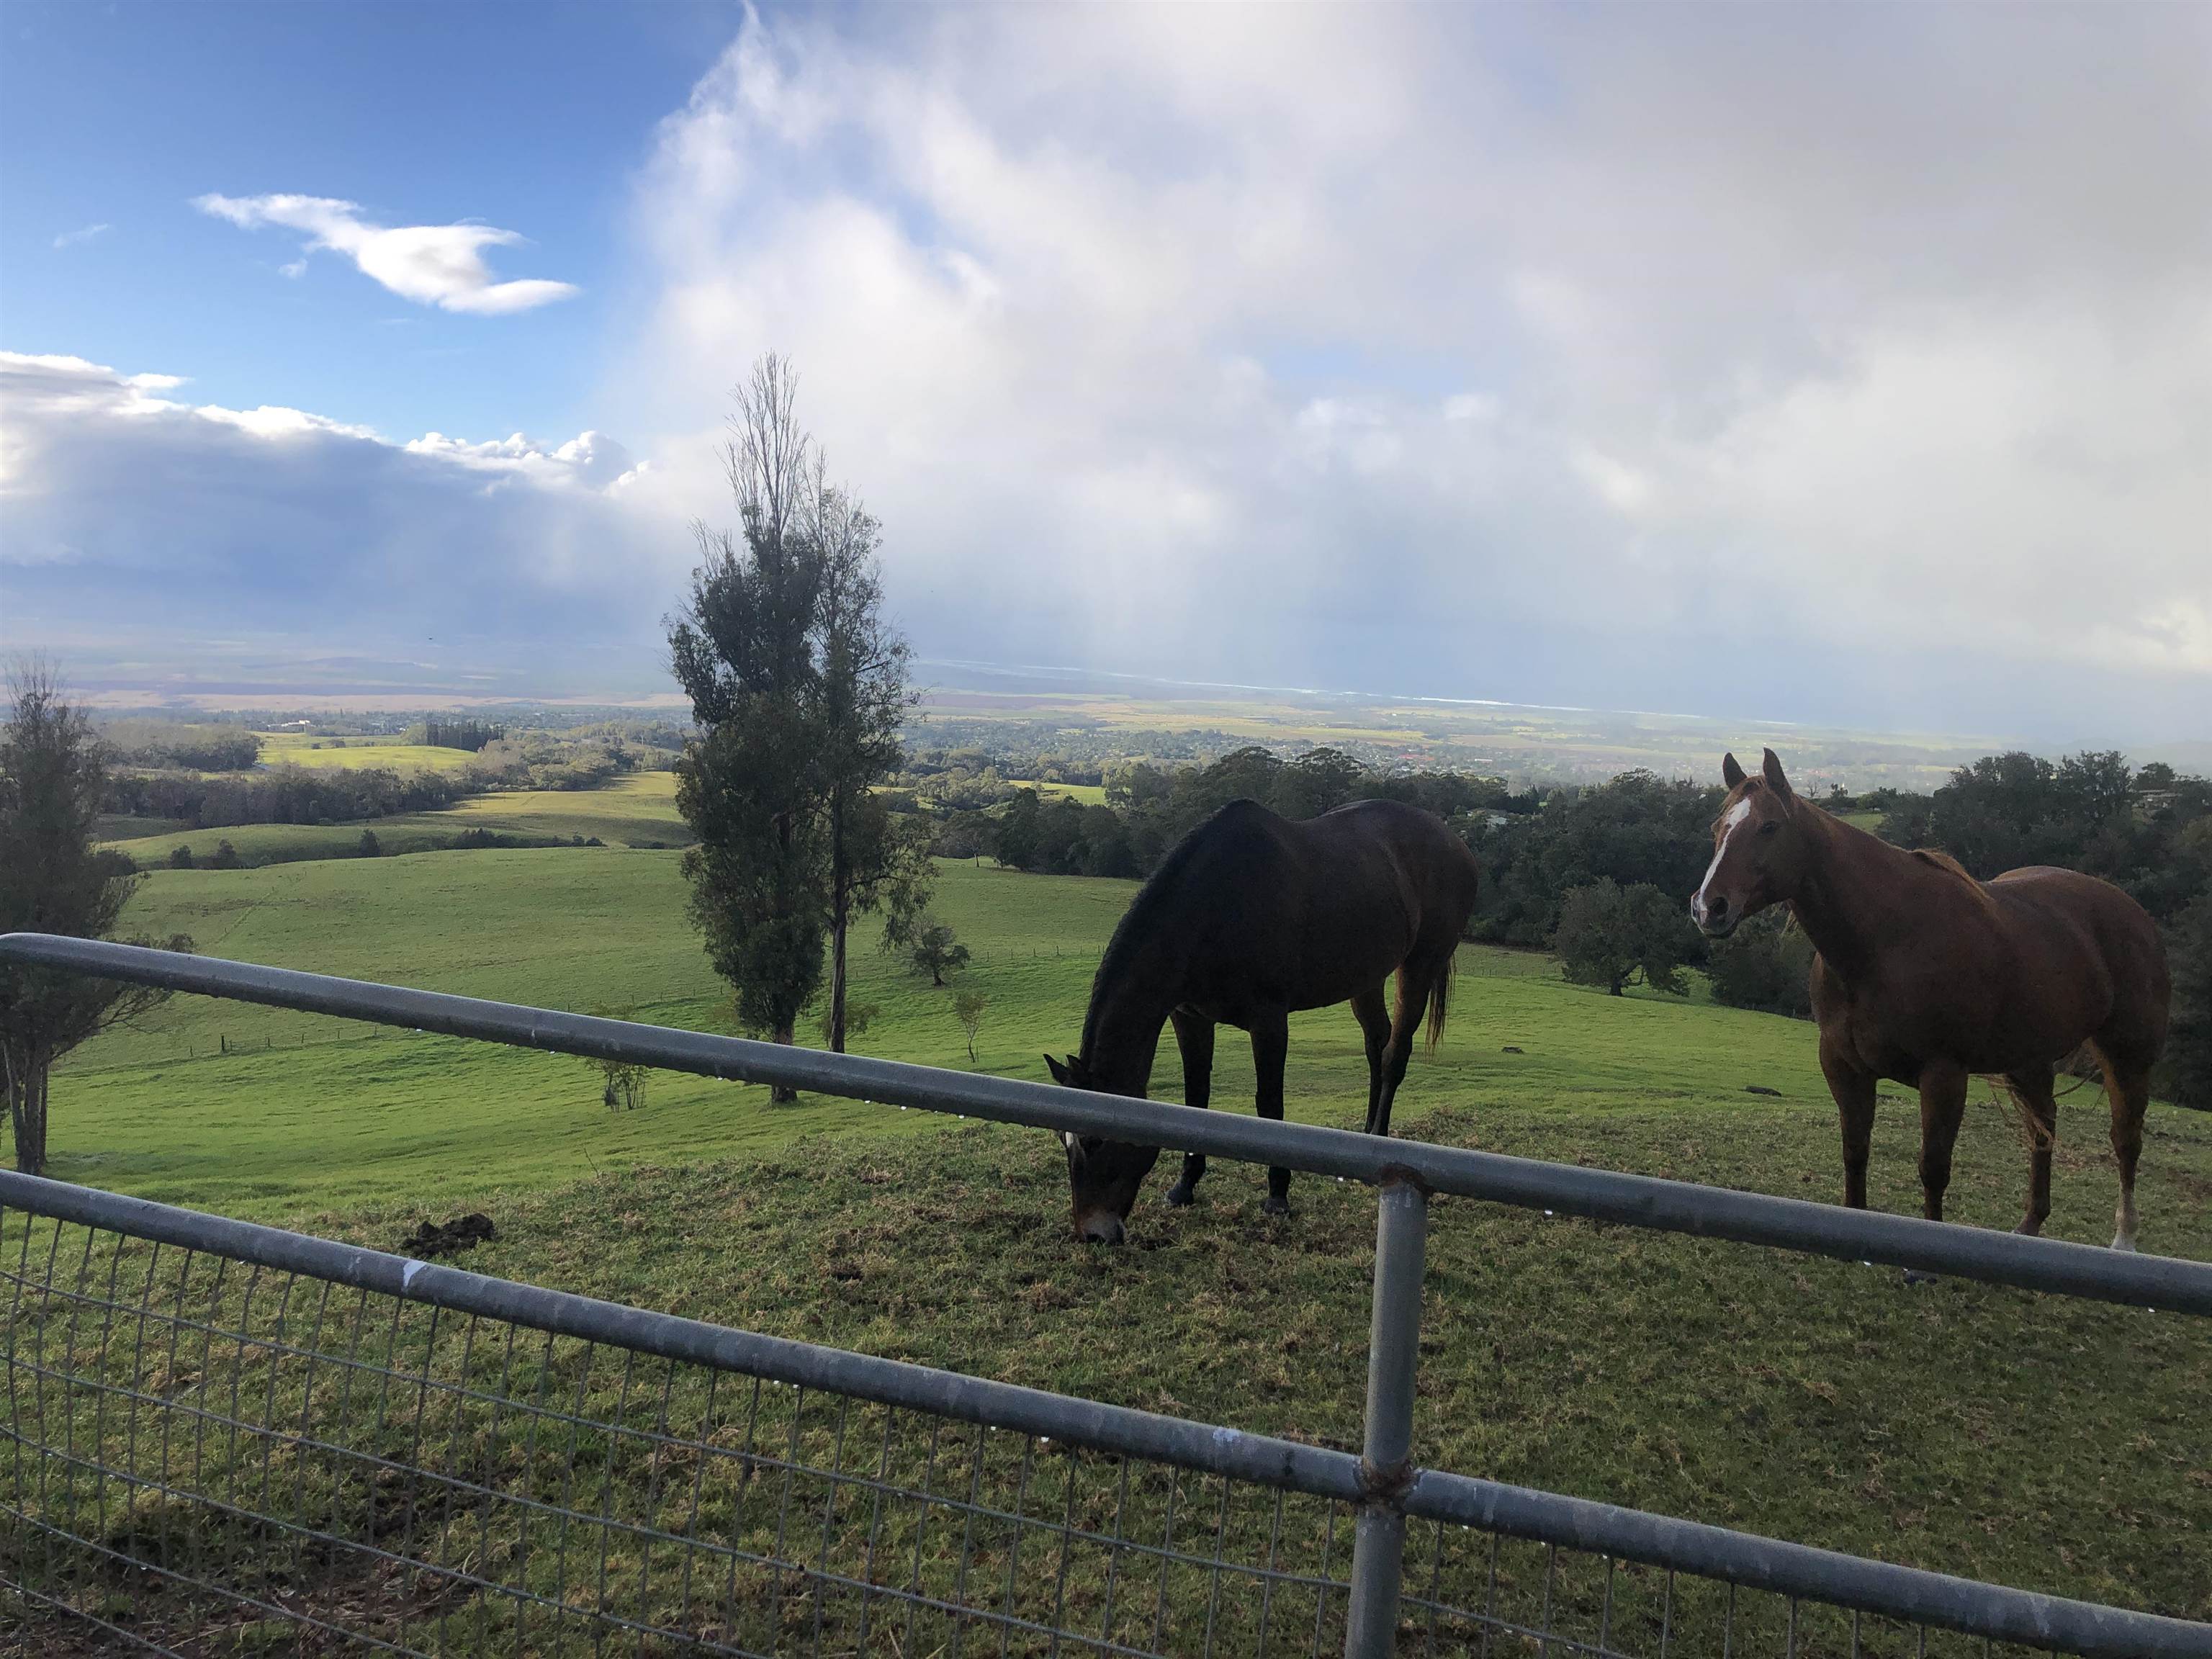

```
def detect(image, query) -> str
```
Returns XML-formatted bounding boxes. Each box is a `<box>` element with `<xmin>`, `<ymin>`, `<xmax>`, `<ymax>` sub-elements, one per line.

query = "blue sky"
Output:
<box><xmin>4</xmin><ymin>4</ymin><xmax>2207</xmax><ymax>741</ymax></box>
<box><xmin>4</xmin><ymin>0</ymin><xmax>732</xmax><ymax>439</ymax></box>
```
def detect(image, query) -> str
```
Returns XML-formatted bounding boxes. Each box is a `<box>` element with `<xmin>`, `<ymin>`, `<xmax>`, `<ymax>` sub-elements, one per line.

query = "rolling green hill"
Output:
<box><xmin>55</xmin><ymin>851</ymin><xmax>1843</xmax><ymax>1217</ymax></box>
<box><xmin>99</xmin><ymin>771</ymin><xmax>692</xmax><ymax>867</ymax></box>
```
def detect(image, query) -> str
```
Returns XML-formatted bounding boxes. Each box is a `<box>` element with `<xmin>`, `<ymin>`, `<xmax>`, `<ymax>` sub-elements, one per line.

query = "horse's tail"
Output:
<box><xmin>1424</xmin><ymin>948</ymin><xmax>1455</xmax><ymax>1052</ymax></box>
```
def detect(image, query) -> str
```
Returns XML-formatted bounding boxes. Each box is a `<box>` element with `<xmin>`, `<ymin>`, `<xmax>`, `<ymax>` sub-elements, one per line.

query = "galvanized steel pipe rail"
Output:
<box><xmin>6</xmin><ymin>932</ymin><xmax>2208</xmax><ymax>1315</ymax></box>
<box><xmin>3</xmin><ymin>1168</ymin><xmax>2206</xmax><ymax>1658</ymax></box>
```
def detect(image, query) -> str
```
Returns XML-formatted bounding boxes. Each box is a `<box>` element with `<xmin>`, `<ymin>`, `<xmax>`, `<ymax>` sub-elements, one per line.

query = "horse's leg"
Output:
<box><xmin>1916</xmin><ymin>1060</ymin><xmax>1969</xmax><ymax>1223</ymax></box>
<box><xmin>1372</xmin><ymin>956</ymin><xmax>1438</xmax><ymax>1140</ymax></box>
<box><xmin>1251</xmin><ymin>1013</ymin><xmax>1292</xmax><ymax>1215</ymax></box>
<box><xmin>1165</xmin><ymin>1008</ymin><xmax>1215</xmax><ymax>1208</ymax></box>
<box><xmin>1820</xmin><ymin>1040</ymin><xmax>1877</xmax><ymax>1210</ymax></box>
<box><xmin>2104</xmin><ymin>1053</ymin><xmax>2150</xmax><ymax>1252</ymax></box>
<box><xmin>1352</xmin><ymin>985</ymin><xmax>1390</xmax><ymax>1135</ymax></box>
<box><xmin>2005</xmin><ymin>1063</ymin><xmax>2058</xmax><ymax>1237</ymax></box>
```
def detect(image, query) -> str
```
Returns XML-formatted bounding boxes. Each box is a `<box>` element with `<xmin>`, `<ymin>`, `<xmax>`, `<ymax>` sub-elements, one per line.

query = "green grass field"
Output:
<box><xmin>31</xmin><ymin>851</ymin><xmax>2212</xmax><ymax>1627</ymax></box>
<box><xmin>1020</xmin><ymin>778</ymin><xmax>1109</xmax><ymax>804</ymax></box>
<box><xmin>57</xmin><ymin>853</ymin><xmax>1831</xmax><ymax>1218</ymax></box>
<box><xmin>98</xmin><ymin>772</ymin><xmax>692</xmax><ymax>867</ymax></box>
<box><xmin>253</xmin><ymin>731</ymin><xmax>482</xmax><ymax>772</ymax></box>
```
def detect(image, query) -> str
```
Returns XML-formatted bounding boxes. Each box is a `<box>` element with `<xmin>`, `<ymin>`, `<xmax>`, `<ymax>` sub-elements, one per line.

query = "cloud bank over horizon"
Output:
<box><xmin>5</xmin><ymin>7</ymin><xmax>2207</xmax><ymax>742</ymax></box>
<box><xmin>1</xmin><ymin>352</ymin><xmax>673</xmax><ymax>696</ymax></box>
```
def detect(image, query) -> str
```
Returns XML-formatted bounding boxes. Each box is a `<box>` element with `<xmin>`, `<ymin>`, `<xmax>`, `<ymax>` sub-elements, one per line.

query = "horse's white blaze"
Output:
<box><xmin>1692</xmin><ymin>799</ymin><xmax>1754</xmax><ymax>925</ymax></box>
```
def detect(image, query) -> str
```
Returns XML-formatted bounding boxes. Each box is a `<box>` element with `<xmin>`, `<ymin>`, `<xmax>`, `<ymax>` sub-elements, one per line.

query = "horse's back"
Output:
<box><xmin>1141</xmin><ymin>798</ymin><xmax>1476</xmax><ymax>1013</ymax></box>
<box><xmin>1300</xmin><ymin>799</ymin><xmax>1480</xmax><ymax>924</ymax></box>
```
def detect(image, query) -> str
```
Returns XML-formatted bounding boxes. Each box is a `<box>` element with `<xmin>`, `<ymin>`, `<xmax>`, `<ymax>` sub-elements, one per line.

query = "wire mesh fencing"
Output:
<box><xmin>6</xmin><ymin>1197</ymin><xmax>2162</xmax><ymax>1659</ymax></box>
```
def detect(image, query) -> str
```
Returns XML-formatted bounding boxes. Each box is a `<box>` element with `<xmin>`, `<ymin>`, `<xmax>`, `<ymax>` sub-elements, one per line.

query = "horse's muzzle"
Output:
<box><xmin>1692</xmin><ymin>892</ymin><xmax>1740</xmax><ymax>938</ymax></box>
<box><xmin>1074</xmin><ymin>1209</ymin><xmax>1126</xmax><ymax>1246</ymax></box>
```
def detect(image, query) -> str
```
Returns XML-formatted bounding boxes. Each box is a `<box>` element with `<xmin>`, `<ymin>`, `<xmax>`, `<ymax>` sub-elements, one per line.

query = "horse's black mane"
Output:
<box><xmin>1079</xmin><ymin>799</ymin><xmax>1267</xmax><ymax>1058</ymax></box>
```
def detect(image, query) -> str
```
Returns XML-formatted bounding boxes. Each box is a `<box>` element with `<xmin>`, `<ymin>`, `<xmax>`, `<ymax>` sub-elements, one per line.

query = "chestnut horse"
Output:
<box><xmin>1045</xmin><ymin>797</ymin><xmax>1480</xmax><ymax>1244</ymax></box>
<box><xmin>1692</xmin><ymin>749</ymin><xmax>2170</xmax><ymax>1249</ymax></box>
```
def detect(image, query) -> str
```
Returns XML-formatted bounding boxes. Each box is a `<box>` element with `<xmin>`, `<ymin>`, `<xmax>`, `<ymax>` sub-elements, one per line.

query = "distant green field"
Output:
<box><xmin>99</xmin><ymin>772</ymin><xmax>691</xmax><ymax>866</ymax></box>
<box><xmin>35</xmin><ymin>849</ymin><xmax>2212</xmax><ymax>1625</ymax></box>
<box><xmin>253</xmin><ymin>731</ymin><xmax>481</xmax><ymax>772</ymax></box>
<box><xmin>1020</xmin><ymin>778</ymin><xmax>1109</xmax><ymax>804</ymax></box>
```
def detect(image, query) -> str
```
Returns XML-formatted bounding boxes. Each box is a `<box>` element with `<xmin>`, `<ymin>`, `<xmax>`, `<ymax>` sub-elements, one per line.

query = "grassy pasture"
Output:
<box><xmin>252</xmin><ymin>731</ymin><xmax>482</xmax><ymax>772</ymax></box>
<box><xmin>24</xmin><ymin>851</ymin><xmax>2212</xmax><ymax>1634</ymax></box>
<box><xmin>1018</xmin><ymin>778</ymin><xmax>1110</xmax><ymax>804</ymax></box>
<box><xmin>98</xmin><ymin>773</ymin><xmax>692</xmax><ymax>867</ymax></box>
<box><xmin>58</xmin><ymin>853</ymin><xmax>1825</xmax><ymax>1218</ymax></box>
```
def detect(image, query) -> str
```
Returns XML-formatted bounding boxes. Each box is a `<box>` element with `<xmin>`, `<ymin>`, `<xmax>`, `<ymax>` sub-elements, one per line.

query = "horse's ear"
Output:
<box><xmin>1761</xmin><ymin>748</ymin><xmax>1794</xmax><ymax>801</ymax></box>
<box><xmin>1722</xmin><ymin>752</ymin><xmax>1747</xmax><ymax>789</ymax></box>
<box><xmin>1044</xmin><ymin>1054</ymin><xmax>1072</xmax><ymax>1086</ymax></box>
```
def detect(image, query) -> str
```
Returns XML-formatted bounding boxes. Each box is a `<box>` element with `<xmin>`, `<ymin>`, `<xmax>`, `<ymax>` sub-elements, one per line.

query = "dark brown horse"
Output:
<box><xmin>1045</xmin><ymin>798</ymin><xmax>1481</xmax><ymax>1244</ymax></box>
<box><xmin>1693</xmin><ymin>749</ymin><xmax>2170</xmax><ymax>1249</ymax></box>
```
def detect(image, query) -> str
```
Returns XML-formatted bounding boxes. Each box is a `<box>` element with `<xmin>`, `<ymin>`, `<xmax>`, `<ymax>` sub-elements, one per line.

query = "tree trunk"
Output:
<box><xmin>827</xmin><ymin>795</ymin><xmax>850</xmax><ymax>1054</ymax></box>
<box><xmin>1609</xmin><ymin>977</ymin><xmax>1626</xmax><ymax>996</ymax></box>
<box><xmin>770</xmin><ymin>1022</ymin><xmax>799</xmax><ymax>1104</ymax></box>
<box><xmin>7</xmin><ymin>1048</ymin><xmax>50</xmax><ymax>1177</ymax></box>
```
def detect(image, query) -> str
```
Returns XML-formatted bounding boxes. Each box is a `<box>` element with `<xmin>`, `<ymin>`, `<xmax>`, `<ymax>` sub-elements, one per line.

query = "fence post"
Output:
<box><xmin>1344</xmin><ymin>1173</ymin><xmax>1429</xmax><ymax>1658</ymax></box>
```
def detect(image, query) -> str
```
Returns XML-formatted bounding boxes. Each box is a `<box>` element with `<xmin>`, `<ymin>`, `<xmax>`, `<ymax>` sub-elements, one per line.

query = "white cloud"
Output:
<box><xmin>601</xmin><ymin>6</ymin><xmax>2211</xmax><ymax>737</ymax></box>
<box><xmin>53</xmin><ymin>223</ymin><xmax>111</xmax><ymax>249</ymax></box>
<box><xmin>195</xmin><ymin>193</ymin><xmax>578</xmax><ymax>315</ymax></box>
<box><xmin>1</xmin><ymin>354</ymin><xmax>674</xmax><ymax>691</ymax></box>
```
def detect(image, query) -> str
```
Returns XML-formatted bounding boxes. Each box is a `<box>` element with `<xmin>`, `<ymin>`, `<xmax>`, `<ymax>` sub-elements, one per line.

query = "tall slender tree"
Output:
<box><xmin>667</xmin><ymin>356</ymin><xmax>927</xmax><ymax>1083</ymax></box>
<box><xmin>1</xmin><ymin>663</ymin><xmax>191</xmax><ymax>1174</ymax></box>
<box><xmin>809</xmin><ymin>469</ymin><xmax>929</xmax><ymax>1051</ymax></box>
<box><xmin>670</xmin><ymin>357</ymin><xmax>829</xmax><ymax>1097</ymax></box>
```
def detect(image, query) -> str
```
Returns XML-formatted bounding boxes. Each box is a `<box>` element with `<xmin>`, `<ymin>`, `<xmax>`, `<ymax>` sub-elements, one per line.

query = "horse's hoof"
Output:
<box><xmin>2012</xmin><ymin>1219</ymin><xmax>2044</xmax><ymax>1238</ymax></box>
<box><xmin>1164</xmin><ymin>1184</ymin><xmax>1195</xmax><ymax>1208</ymax></box>
<box><xmin>1901</xmin><ymin>1268</ymin><xmax>1941</xmax><ymax>1288</ymax></box>
<box><xmin>2111</xmin><ymin>1233</ymin><xmax>2139</xmax><ymax>1253</ymax></box>
<box><xmin>1262</xmin><ymin>1196</ymin><xmax>1291</xmax><ymax>1217</ymax></box>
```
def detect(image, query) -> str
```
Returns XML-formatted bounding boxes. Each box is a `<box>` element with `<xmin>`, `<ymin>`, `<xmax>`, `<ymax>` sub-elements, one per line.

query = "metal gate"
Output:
<box><xmin>4</xmin><ymin>934</ymin><xmax>2208</xmax><ymax>1657</ymax></box>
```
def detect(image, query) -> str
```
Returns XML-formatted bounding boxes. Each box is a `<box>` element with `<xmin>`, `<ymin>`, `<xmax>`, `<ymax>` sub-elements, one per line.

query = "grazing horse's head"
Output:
<box><xmin>1043</xmin><ymin>1053</ymin><xmax>1160</xmax><ymax>1245</ymax></box>
<box><xmin>1691</xmin><ymin>749</ymin><xmax>1810</xmax><ymax>938</ymax></box>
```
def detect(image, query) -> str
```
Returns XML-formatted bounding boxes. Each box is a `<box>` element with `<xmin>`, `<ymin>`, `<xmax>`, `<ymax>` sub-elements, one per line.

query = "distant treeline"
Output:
<box><xmin>158</xmin><ymin>827</ymin><xmax>608</xmax><ymax>871</ymax></box>
<box><xmin>102</xmin><ymin>724</ymin><xmax>679</xmax><ymax>827</ymax></box>
<box><xmin>413</xmin><ymin>718</ymin><xmax>505</xmax><ymax>752</ymax></box>
<box><xmin>467</xmin><ymin>728</ymin><xmax>673</xmax><ymax>791</ymax></box>
<box><xmin>99</xmin><ymin>720</ymin><xmax>264</xmax><ymax>773</ymax></box>
<box><xmin>1870</xmin><ymin>752</ymin><xmax>2210</xmax><ymax>925</ymax></box>
<box><xmin>107</xmin><ymin>765</ymin><xmax>475</xmax><ymax>830</ymax></box>
<box><xmin>922</xmin><ymin>742</ymin><xmax>2208</xmax><ymax>923</ymax></box>
<box><xmin>910</xmin><ymin>744</ymin><xmax>2210</xmax><ymax>1092</ymax></box>
<box><xmin>917</xmin><ymin>746</ymin><xmax>1522</xmax><ymax>880</ymax></box>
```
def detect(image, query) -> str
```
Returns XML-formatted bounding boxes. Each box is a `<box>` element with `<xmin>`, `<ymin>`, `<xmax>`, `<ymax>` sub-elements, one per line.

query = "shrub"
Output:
<box><xmin>952</xmin><ymin>989</ymin><xmax>988</xmax><ymax>1062</ymax></box>
<box><xmin>168</xmin><ymin>845</ymin><xmax>194</xmax><ymax>870</ymax></box>
<box><xmin>817</xmin><ymin>1000</ymin><xmax>877</xmax><ymax>1046</ymax></box>
<box><xmin>1706</xmin><ymin>910</ymin><xmax>1817</xmax><ymax>1017</ymax></box>
<box><xmin>904</xmin><ymin>917</ymin><xmax>970</xmax><ymax>986</ymax></box>
<box><xmin>2159</xmin><ymin>892</ymin><xmax>2212</xmax><ymax>1111</ymax></box>
<box><xmin>208</xmin><ymin>840</ymin><xmax>241</xmax><ymax>870</ymax></box>
<box><xmin>1554</xmin><ymin>878</ymin><xmax>1696</xmax><ymax>997</ymax></box>
<box><xmin>582</xmin><ymin>1006</ymin><xmax>649</xmax><ymax>1110</ymax></box>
